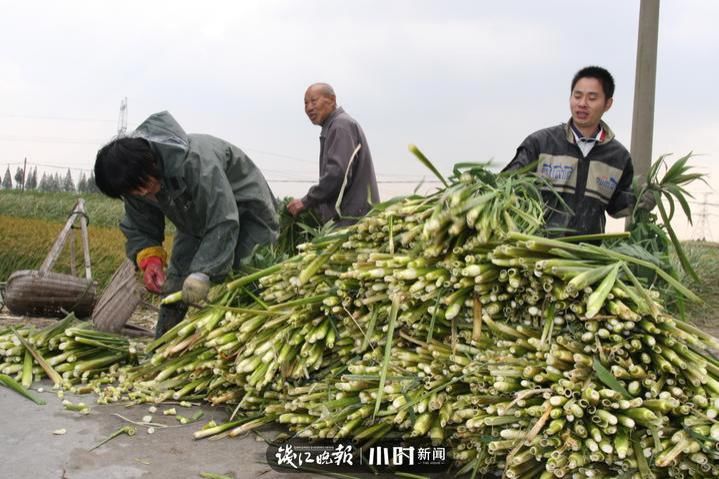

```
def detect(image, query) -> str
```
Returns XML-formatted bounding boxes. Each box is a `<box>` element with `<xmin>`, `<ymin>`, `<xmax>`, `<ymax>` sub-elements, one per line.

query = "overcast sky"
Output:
<box><xmin>1</xmin><ymin>0</ymin><xmax>717</xmax><ymax>240</ymax></box>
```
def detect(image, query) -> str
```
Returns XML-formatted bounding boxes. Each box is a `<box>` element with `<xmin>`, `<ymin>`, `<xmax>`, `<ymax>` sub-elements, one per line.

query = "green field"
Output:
<box><xmin>0</xmin><ymin>190</ymin><xmax>124</xmax><ymax>228</ymax></box>
<box><xmin>0</xmin><ymin>191</ymin><xmax>172</xmax><ymax>289</ymax></box>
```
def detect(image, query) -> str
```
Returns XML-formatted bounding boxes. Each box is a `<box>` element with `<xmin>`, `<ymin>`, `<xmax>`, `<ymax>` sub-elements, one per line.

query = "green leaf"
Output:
<box><xmin>0</xmin><ymin>373</ymin><xmax>46</xmax><ymax>405</ymax></box>
<box><xmin>452</xmin><ymin>161</ymin><xmax>493</xmax><ymax>178</ymax></box>
<box><xmin>647</xmin><ymin>153</ymin><xmax>669</xmax><ymax>182</ymax></box>
<box><xmin>660</xmin><ymin>152</ymin><xmax>691</xmax><ymax>184</ymax></box>
<box><xmin>408</xmin><ymin>144</ymin><xmax>448</xmax><ymax>187</ymax></box>
<box><xmin>612</xmin><ymin>243</ymin><xmax>665</xmax><ymax>267</ymax></box>
<box><xmin>593</xmin><ymin>357</ymin><xmax>631</xmax><ymax>399</ymax></box>
<box><xmin>672</xmin><ymin>173</ymin><xmax>705</xmax><ymax>186</ymax></box>
<box><xmin>656</xmin><ymin>200</ymin><xmax>699</xmax><ymax>282</ymax></box>
<box><xmin>499</xmin><ymin>159</ymin><xmax>539</xmax><ymax>177</ymax></box>
<box><xmin>12</xmin><ymin>328</ymin><xmax>63</xmax><ymax>386</ymax></box>
<box><xmin>360</xmin><ymin>307</ymin><xmax>379</xmax><ymax>353</ymax></box>
<box><xmin>663</xmin><ymin>184</ymin><xmax>693</xmax><ymax>223</ymax></box>
<box><xmin>662</xmin><ymin>192</ymin><xmax>677</xmax><ymax>221</ymax></box>
<box><xmin>373</xmin><ymin>295</ymin><xmax>400</xmax><ymax>419</ymax></box>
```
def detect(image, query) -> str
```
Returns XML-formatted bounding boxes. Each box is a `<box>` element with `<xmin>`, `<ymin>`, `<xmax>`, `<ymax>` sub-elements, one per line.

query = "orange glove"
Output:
<box><xmin>139</xmin><ymin>256</ymin><xmax>166</xmax><ymax>293</ymax></box>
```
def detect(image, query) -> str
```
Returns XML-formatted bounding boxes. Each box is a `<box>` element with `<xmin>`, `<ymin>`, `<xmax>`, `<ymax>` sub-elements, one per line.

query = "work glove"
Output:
<box><xmin>139</xmin><ymin>256</ymin><xmax>165</xmax><ymax>293</ymax></box>
<box><xmin>182</xmin><ymin>273</ymin><xmax>211</xmax><ymax>304</ymax></box>
<box><xmin>637</xmin><ymin>190</ymin><xmax>658</xmax><ymax>212</ymax></box>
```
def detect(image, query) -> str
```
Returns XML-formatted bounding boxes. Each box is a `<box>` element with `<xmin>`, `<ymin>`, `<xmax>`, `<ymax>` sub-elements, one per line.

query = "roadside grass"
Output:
<box><xmin>672</xmin><ymin>241</ymin><xmax>719</xmax><ymax>329</ymax></box>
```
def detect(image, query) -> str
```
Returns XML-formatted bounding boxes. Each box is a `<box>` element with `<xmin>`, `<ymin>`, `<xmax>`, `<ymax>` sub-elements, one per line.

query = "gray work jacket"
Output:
<box><xmin>302</xmin><ymin>107</ymin><xmax>379</xmax><ymax>225</ymax></box>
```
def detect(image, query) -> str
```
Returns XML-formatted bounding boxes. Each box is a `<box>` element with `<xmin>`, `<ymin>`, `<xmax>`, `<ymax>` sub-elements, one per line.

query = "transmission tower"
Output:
<box><xmin>696</xmin><ymin>192</ymin><xmax>710</xmax><ymax>241</ymax></box>
<box><xmin>117</xmin><ymin>97</ymin><xmax>128</xmax><ymax>136</ymax></box>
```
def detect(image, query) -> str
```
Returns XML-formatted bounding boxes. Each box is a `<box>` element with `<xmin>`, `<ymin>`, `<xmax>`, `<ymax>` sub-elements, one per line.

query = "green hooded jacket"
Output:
<box><xmin>120</xmin><ymin>111</ymin><xmax>279</xmax><ymax>280</ymax></box>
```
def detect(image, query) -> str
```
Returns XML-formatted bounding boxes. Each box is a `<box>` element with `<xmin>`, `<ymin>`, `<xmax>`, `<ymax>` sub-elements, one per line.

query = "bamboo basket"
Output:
<box><xmin>4</xmin><ymin>199</ymin><xmax>98</xmax><ymax>318</ymax></box>
<box><xmin>92</xmin><ymin>259</ymin><xmax>144</xmax><ymax>333</ymax></box>
<box><xmin>4</xmin><ymin>270</ymin><xmax>96</xmax><ymax>317</ymax></box>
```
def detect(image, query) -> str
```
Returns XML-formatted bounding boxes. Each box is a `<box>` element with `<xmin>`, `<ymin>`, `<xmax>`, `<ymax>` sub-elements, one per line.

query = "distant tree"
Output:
<box><xmin>44</xmin><ymin>173</ymin><xmax>58</xmax><ymax>192</ymax></box>
<box><xmin>38</xmin><ymin>173</ymin><xmax>48</xmax><ymax>191</ymax></box>
<box><xmin>77</xmin><ymin>173</ymin><xmax>87</xmax><ymax>193</ymax></box>
<box><xmin>14</xmin><ymin>167</ymin><xmax>24</xmax><ymax>189</ymax></box>
<box><xmin>87</xmin><ymin>172</ymin><xmax>100</xmax><ymax>194</ymax></box>
<box><xmin>2</xmin><ymin>167</ymin><xmax>12</xmax><ymax>189</ymax></box>
<box><xmin>62</xmin><ymin>169</ymin><xmax>75</xmax><ymax>192</ymax></box>
<box><xmin>27</xmin><ymin>167</ymin><xmax>38</xmax><ymax>190</ymax></box>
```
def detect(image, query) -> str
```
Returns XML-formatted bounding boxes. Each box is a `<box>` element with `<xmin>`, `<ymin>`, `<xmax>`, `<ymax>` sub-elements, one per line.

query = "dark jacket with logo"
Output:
<box><xmin>503</xmin><ymin>120</ymin><xmax>635</xmax><ymax>235</ymax></box>
<box><xmin>302</xmin><ymin>107</ymin><xmax>380</xmax><ymax>225</ymax></box>
<box><xmin>120</xmin><ymin>111</ymin><xmax>279</xmax><ymax>279</ymax></box>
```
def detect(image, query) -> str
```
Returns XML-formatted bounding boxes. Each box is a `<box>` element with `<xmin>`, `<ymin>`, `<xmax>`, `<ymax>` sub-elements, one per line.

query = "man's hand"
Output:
<box><xmin>637</xmin><ymin>190</ymin><xmax>658</xmax><ymax>212</ymax></box>
<box><xmin>140</xmin><ymin>256</ymin><xmax>165</xmax><ymax>293</ymax></box>
<box><xmin>287</xmin><ymin>198</ymin><xmax>305</xmax><ymax>217</ymax></box>
<box><xmin>182</xmin><ymin>273</ymin><xmax>210</xmax><ymax>304</ymax></box>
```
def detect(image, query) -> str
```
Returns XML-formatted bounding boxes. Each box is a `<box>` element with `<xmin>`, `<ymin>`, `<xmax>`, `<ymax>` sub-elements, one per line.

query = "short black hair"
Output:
<box><xmin>94</xmin><ymin>137</ymin><xmax>159</xmax><ymax>198</ymax></box>
<box><xmin>571</xmin><ymin>66</ymin><xmax>615</xmax><ymax>100</ymax></box>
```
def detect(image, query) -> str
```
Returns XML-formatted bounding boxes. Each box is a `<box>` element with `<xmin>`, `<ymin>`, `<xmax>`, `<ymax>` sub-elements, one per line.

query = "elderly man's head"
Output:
<box><xmin>304</xmin><ymin>83</ymin><xmax>337</xmax><ymax>126</ymax></box>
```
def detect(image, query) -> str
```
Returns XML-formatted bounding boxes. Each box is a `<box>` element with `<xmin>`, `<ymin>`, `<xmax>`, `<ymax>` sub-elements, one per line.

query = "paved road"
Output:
<box><xmin>0</xmin><ymin>381</ymin><xmax>316</xmax><ymax>479</ymax></box>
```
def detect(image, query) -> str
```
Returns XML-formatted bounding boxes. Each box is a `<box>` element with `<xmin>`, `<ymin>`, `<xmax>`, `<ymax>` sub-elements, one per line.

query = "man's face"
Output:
<box><xmin>570</xmin><ymin>77</ymin><xmax>613</xmax><ymax>132</ymax></box>
<box><xmin>304</xmin><ymin>87</ymin><xmax>336</xmax><ymax>125</ymax></box>
<box><xmin>129</xmin><ymin>175</ymin><xmax>161</xmax><ymax>198</ymax></box>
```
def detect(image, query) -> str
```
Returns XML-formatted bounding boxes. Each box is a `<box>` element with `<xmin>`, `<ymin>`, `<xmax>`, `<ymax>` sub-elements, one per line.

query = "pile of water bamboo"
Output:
<box><xmin>6</xmin><ymin>165</ymin><xmax>719</xmax><ymax>477</ymax></box>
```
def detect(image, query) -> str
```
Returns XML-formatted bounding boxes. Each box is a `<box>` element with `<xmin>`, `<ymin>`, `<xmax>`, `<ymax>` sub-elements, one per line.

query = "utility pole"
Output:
<box><xmin>627</xmin><ymin>0</ymin><xmax>660</xmax><ymax>229</ymax></box>
<box><xmin>630</xmin><ymin>0</ymin><xmax>660</xmax><ymax>182</ymax></box>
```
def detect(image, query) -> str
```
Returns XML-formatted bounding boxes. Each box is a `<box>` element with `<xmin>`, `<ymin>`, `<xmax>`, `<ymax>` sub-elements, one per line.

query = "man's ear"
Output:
<box><xmin>603</xmin><ymin>97</ymin><xmax>614</xmax><ymax>113</ymax></box>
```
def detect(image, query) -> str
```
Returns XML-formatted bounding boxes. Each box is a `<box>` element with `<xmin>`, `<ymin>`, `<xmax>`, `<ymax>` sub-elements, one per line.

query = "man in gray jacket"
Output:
<box><xmin>94</xmin><ymin>111</ymin><xmax>279</xmax><ymax>337</ymax></box>
<box><xmin>287</xmin><ymin>83</ymin><xmax>379</xmax><ymax>226</ymax></box>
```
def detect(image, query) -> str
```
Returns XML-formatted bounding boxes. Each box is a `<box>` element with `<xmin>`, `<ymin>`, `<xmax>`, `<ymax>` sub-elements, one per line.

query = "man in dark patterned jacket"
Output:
<box><xmin>503</xmin><ymin>66</ymin><xmax>653</xmax><ymax>236</ymax></box>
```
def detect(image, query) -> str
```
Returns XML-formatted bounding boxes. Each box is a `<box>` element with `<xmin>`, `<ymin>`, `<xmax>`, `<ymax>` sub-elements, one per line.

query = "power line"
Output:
<box><xmin>0</xmin><ymin>135</ymin><xmax>105</xmax><ymax>145</ymax></box>
<box><xmin>4</xmin><ymin>162</ymin><xmax>92</xmax><ymax>173</ymax></box>
<box><xmin>1</xmin><ymin>133</ymin><xmax>446</xmax><ymax>176</ymax></box>
<box><xmin>687</xmin><ymin>200</ymin><xmax>719</xmax><ymax>208</ymax></box>
<box><xmin>242</xmin><ymin>147</ymin><xmax>315</xmax><ymax>165</ymax></box>
<box><xmin>0</xmin><ymin>114</ymin><xmax>115</xmax><ymax>123</ymax></box>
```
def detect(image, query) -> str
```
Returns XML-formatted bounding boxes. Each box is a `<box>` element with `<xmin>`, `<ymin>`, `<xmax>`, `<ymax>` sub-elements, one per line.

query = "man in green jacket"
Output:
<box><xmin>94</xmin><ymin>111</ymin><xmax>279</xmax><ymax>337</ymax></box>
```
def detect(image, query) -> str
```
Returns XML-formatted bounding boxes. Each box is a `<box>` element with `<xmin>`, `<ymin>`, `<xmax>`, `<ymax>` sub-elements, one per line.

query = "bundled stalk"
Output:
<box><xmin>0</xmin><ymin>315</ymin><xmax>141</xmax><ymax>391</ymax></box>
